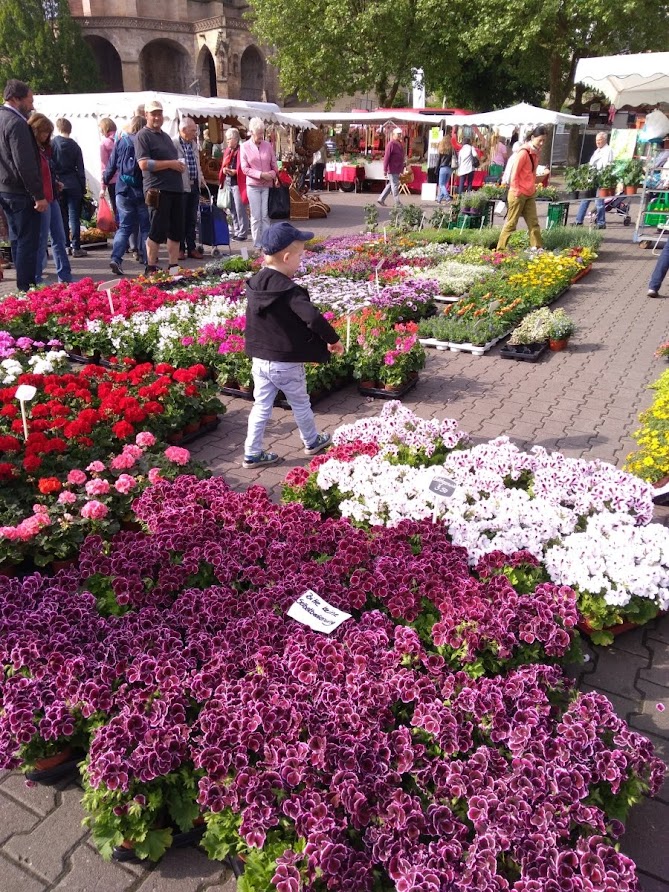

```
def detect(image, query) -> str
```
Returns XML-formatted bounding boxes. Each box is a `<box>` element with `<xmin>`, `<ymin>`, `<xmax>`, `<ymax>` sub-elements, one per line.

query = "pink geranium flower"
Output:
<box><xmin>85</xmin><ymin>478</ymin><xmax>111</xmax><ymax>496</ymax></box>
<box><xmin>58</xmin><ymin>491</ymin><xmax>77</xmax><ymax>505</ymax></box>
<box><xmin>67</xmin><ymin>469</ymin><xmax>87</xmax><ymax>485</ymax></box>
<box><xmin>87</xmin><ymin>461</ymin><xmax>105</xmax><ymax>473</ymax></box>
<box><xmin>80</xmin><ymin>500</ymin><xmax>109</xmax><ymax>520</ymax></box>
<box><xmin>164</xmin><ymin>446</ymin><xmax>190</xmax><ymax>466</ymax></box>
<box><xmin>136</xmin><ymin>432</ymin><xmax>156</xmax><ymax>448</ymax></box>
<box><xmin>114</xmin><ymin>474</ymin><xmax>137</xmax><ymax>494</ymax></box>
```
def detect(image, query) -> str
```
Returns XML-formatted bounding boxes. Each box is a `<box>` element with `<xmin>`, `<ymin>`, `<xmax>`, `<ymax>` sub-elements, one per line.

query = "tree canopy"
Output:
<box><xmin>0</xmin><ymin>0</ymin><xmax>100</xmax><ymax>93</ymax></box>
<box><xmin>248</xmin><ymin>0</ymin><xmax>669</xmax><ymax>112</ymax></box>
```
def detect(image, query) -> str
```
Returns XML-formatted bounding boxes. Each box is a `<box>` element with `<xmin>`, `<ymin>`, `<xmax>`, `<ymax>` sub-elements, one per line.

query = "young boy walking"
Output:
<box><xmin>243</xmin><ymin>221</ymin><xmax>344</xmax><ymax>468</ymax></box>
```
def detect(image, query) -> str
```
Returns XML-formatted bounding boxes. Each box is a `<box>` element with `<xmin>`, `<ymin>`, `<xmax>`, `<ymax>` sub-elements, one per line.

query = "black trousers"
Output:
<box><xmin>181</xmin><ymin>182</ymin><xmax>200</xmax><ymax>252</ymax></box>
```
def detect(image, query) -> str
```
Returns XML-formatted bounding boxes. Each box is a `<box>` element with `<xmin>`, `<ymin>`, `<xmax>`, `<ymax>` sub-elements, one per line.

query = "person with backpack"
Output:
<box><xmin>496</xmin><ymin>126</ymin><xmax>547</xmax><ymax>251</ymax></box>
<box><xmin>103</xmin><ymin>115</ymin><xmax>149</xmax><ymax>276</ymax></box>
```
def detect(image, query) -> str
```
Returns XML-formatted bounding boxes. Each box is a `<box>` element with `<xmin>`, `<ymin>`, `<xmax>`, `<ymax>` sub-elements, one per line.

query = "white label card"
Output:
<box><xmin>241</xmin><ymin>247</ymin><xmax>249</xmax><ymax>260</ymax></box>
<box><xmin>428</xmin><ymin>476</ymin><xmax>457</xmax><ymax>498</ymax></box>
<box><xmin>287</xmin><ymin>589</ymin><xmax>352</xmax><ymax>634</ymax></box>
<box><xmin>15</xmin><ymin>384</ymin><xmax>37</xmax><ymax>401</ymax></box>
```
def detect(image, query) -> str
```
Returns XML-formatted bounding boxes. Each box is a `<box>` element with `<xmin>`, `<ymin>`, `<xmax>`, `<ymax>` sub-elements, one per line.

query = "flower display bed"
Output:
<box><xmin>282</xmin><ymin>403</ymin><xmax>667</xmax><ymax>644</ymax></box>
<box><xmin>0</xmin><ymin>475</ymin><xmax>664</xmax><ymax>888</ymax></box>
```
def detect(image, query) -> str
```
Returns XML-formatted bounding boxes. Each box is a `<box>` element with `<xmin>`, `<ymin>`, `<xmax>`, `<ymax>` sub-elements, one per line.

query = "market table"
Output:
<box><xmin>325</xmin><ymin>163</ymin><xmax>365</xmax><ymax>192</ymax></box>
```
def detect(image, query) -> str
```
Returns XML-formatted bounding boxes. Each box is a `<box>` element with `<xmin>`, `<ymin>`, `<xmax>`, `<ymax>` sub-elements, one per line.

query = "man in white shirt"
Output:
<box><xmin>574</xmin><ymin>132</ymin><xmax>614</xmax><ymax>229</ymax></box>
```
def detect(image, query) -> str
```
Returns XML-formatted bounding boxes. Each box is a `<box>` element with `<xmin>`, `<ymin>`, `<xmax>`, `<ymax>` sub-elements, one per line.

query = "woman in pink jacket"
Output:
<box><xmin>239</xmin><ymin>117</ymin><xmax>279</xmax><ymax>250</ymax></box>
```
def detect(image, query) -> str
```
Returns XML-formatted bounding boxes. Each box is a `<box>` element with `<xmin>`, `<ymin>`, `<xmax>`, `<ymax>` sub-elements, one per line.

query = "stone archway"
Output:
<box><xmin>84</xmin><ymin>35</ymin><xmax>123</xmax><ymax>92</ymax></box>
<box><xmin>139</xmin><ymin>39</ymin><xmax>191</xmax><ymax>93</ymax></box>
<box><xmin>240</xmin><ymin>46</ymin><xmax>265</xmax><ymax>102</ymax></box>
<box><xmin>196</xmin><ymin>46</ymin><xmax>217</xmax><ymax>98</ymax></box>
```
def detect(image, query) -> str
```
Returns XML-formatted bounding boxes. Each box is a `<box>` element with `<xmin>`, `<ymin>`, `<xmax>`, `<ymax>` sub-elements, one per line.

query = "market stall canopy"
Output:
<box><xmin>575</xmin><ymin>53</ymin><xmax>669</xmax><ymax>108</ymax></box>
<box><xmin>32</xmin><ymin>91</ymin><xmax>315</xmax><ymax>195</ymax></box>
<box><xmin>281</xmin><ymin>110</ymin><xmax>445</xmax><ymax>126</ymax></box>
<box><xmin>444</xmin><ymin>102</ymin><xmax>587</xmax><ymax>127</ymax></box>
<box><xmin>33</xmin><ymin>91</ymin><xmax>315</xmax><ymax>129</ymax></box>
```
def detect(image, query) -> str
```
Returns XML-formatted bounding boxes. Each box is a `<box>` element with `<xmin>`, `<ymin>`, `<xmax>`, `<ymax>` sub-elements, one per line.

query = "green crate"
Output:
<box><xmin>457</xmin><ymin>213</ymin><xmax>482</xmax><ymax>230</ymax></box>
<box><xmin>546</xmin><ymin>202</ymin><xmax>569</xmax><ymax>229</ymax></box>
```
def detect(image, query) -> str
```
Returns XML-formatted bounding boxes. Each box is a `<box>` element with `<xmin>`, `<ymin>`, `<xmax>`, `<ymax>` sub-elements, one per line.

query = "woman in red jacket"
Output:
<box><xmin>219</xmin><ymin>127</ymin><xmax>249</xmax><ymax>241</ymax></box>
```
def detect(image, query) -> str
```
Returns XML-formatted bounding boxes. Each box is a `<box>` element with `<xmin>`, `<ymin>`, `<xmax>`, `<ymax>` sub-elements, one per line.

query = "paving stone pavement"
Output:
<box><xmin>1</xmin><ymin>191</ymin><xmax>668</xmax><ymax>890</ymax></box>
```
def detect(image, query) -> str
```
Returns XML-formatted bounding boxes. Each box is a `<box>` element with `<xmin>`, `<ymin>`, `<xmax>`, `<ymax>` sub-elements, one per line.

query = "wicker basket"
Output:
<box><xmin>302</xmin><ymin>129</ymin><xmax>325</xmax><ymax>154</ymax></box>
<box><xmin>399</xmin><ymin>168</ymin><xmax>414</xmax><ymax>186</ymax></box>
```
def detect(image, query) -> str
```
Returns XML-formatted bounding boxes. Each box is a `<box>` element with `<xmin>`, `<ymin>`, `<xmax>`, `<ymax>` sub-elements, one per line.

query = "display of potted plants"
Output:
<box><xmin>547</xmin><ymin>308</ymin><xmax>576</xmax><ymax>350</ymax></box>
<box><xmin>616</xmin><ymin>158</ymin><xmax>646</xmax><ymax>194</ymax></box>
<box><xmin>563</xmin><ymin>165</ymin><xmax>584</xmax><ymax>199</ymax></box>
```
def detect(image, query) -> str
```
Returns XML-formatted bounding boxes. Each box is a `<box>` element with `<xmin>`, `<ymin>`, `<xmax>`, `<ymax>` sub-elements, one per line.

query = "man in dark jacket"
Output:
<box><xmin>51</xmin><ymin>117</ymin><xmax>88</xmax><ymax>257</ymax></box>
<box><xmin>243</xmin><ymin>221</ymin><xmax>343</xmax><ymax>468</ymax></box>
<box><xmin>0</xmin><ymin>79</ymin><xmax>47</xmax><ymax>291</ymax></box>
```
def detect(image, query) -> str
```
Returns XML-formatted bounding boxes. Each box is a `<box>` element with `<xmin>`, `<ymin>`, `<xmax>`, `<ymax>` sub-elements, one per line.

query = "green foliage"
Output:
<box><xmin>0</xmin><ymin>0</ymin><xmax>101</xmax><ymax>92</ymax></box>
<box><xmin>389</xmin><ymin>203</ymin><xmax>424</xmax><ymax>232</ymax></box>
<box><xmin>246</xmin><ymin>0</ymin><xmax>440</xmax><ymax>106</ymax></box>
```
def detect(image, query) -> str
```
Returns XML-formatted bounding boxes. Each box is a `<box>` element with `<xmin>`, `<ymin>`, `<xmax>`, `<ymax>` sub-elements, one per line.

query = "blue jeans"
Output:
<box><xmin>246</xmin><ymin>185</ymin><xmax>270</xmax><ymax>249</ymax></box>
<box><xmin>227</xmin><ymin>179</ymin><xmax>249</xmax><ymax>238</ymax></box>
<box><xmin>37</xmin><ymin>200</ymin><xmax>71</xmax><ymax>283</ymax></box>
<box><xmin>437</xmin><ymin>166</ymin><xmax>452</xmax><ymax>200</ymax></box>
<box><xmin>244</xmin><ymin>359</ymin><xmax>318</xmax><ymax>457</ymax></box>
<box><xmin>575</xmin><ymin>198</ymin><xmax>605</xmax><ymax>226</ymax></box>
<box><xmin>649</xmin><ymin>238</ymin><xmax>669</xmax><ymax>293</ymax></box>
<box><xmin>110</xmin><ymin>189</ymin><xmax>149</xmax><ymax>265</ymax></box>
<box><xmin>59</xmin><ymin>186</ymin><xmax>83</xmax><ymax>249</ymax></box>
<box><xmin>379</xmin><ymin>173</ymin><xmax>401</xmax><ymax>206</ymax></box>
<box><xmin>0</xmin><ymin>191</ymin><xmax>42</xmax><ymax>291</ymax></box>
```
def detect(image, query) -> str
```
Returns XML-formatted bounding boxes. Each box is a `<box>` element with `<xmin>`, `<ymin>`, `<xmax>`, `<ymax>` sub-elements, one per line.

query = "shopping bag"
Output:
<box><xmin>494</xmin><ymin>200</ymin><xmax>507</xmax><ymax>216</ymax></box>
<box><xmin>267</xmin><ymin>184</ymin><xmax>290</xmax><ymax>220</ymax></box>
<box><xmin>97</xmin><ymin>194</ymin><xmax>117</xmax><ymax>234</ymax></box>
<box><xmin>217</xmin><ymin>184</ymin><xmax>232</xmax><ymax>210</ymax></box>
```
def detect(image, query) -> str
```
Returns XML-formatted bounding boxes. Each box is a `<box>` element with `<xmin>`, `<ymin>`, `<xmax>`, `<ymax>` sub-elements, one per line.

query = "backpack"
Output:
<box><xmin>117</xmin><ymin>134</ymin><xmax>141</xmax><ymax>187</ymax></box>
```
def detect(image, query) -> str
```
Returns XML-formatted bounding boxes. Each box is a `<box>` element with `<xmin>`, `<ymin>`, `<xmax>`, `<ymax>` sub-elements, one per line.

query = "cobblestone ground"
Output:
<box><xmin>1</xmin><ymin>192</ymin><xmax>667</xmax><ymax>891</ymax></box>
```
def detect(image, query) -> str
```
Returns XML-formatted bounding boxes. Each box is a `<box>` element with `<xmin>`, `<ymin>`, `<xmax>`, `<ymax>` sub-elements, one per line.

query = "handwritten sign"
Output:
<box><xmin>428</xmin><ymin>476</ymin><xmax>457</xmax><ymax>499</ymax></box>
<box><xmin>287</xmin><ymin>589</ymin><xmax>352</xmax><ymax>634</ymax></box>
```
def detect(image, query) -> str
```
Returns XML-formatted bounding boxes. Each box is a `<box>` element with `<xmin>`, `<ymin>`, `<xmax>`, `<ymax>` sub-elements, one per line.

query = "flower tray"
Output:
<box><xmin>500</xmin><ymin>343</ymin><xmax>547</xmax><ymax>362</ymax></box>
<box><xmin>420</xmin><ymin>334</ymin><xmax>507</xmax><ymax>356</ymax></box>
<box><xmin>67</xmin><ymin>351</ymin><xmax>115</xmax><ymax>369</ymax></box>
<box><xmin>220</xmin><ymin>384</ymin><xmax>254</xmax><ymax>401</ymax></box>
<box><xmin>179</xmin><ymin>417</ymin><xmax>220</xmax><ymax>445</ymax></box>
<box><xmin>577</xmin><ymin>618</ymin><xmax>640</xmax><ymax>638</ymax></box>
<box><xmin>358</xmin><ymin>376</ymin><xmax>418</xmax><ymax>399</ymax></box>
<box><xmin>571</xmin><ymin>265</ymin><xmax>593</xmax><ymax>284</ymax></box>
<box><xmin>79</xmin><ymin>240</ymin><xmax>108</xmax><ymax>249</ymax></box>
<box><xmin>220</xmin><ymin>384</ymin><xmax>340</xmax><ymax>408</ymax></box>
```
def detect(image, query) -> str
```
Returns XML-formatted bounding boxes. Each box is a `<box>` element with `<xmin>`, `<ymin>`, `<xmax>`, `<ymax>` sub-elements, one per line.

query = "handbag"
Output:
<box><xmin>471</xmin><ymin>150</ymin><xmax>480</xmax><ymax>170</ymax></box>
<box><xmin>217</xmin><ymin>183</ymin><xmax>232</xmax><ymax>210</ymax></box>
<box><xmin>267</xmin><ymin>184</ymin><xmax>290</xmax><ymax>220</ymax></box>
<box><xmin>96</xmin><ymin>194</ymin><xmax>117</xmax><ymax>234</ymax></box>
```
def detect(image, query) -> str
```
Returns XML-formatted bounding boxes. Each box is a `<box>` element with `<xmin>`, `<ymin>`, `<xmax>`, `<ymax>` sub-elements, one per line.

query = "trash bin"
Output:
<box><xmin>546</xmin><ymin>201</ymin><xmax>569</xmax><ymax>229</ymax></box>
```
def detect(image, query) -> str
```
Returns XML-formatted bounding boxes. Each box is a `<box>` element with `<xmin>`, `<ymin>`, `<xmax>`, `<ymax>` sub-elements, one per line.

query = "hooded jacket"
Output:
<box><xmin>245</xmin><ymin>267</ymin><xmax>339</xmax><ymax>363</ymax></box>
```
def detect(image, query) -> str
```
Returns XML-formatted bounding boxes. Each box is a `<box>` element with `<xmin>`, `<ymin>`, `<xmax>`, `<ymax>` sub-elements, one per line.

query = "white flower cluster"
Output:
<box><xmin>333</xmin><ymin>401</ymin><xmax>469</xmax><ymax>456</ymax></box>
<box><xmin>545</xmin><ymin>514</ymin><xmax>669</xmax><ymax>608</ymax></box>
<box><xmin>413</xmin><ymin>260</ymin><xmax>496</xmax><ymax>296</ymax></box>
<box><xmin>297</xmin><ymin>275</ymin><xmax>374</xmax><ymax>315</ymax></box>
<box><xmin>0</xmin><ymin>350</ymin><xmax>69</xmax><ymax>383</ymax></box>
<box><xmin>399</xmin><ymin>243</ymin><xmax>462</xmax><ymax>261</ymax></box>
<box><xmin>315</xmin><ymin>411</ymin><xmax>667</xmax><ymax>609</ymax></box>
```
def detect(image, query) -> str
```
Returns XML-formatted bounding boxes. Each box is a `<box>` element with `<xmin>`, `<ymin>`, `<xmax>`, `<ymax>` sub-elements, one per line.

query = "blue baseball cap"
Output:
<box><xmin>261</xmin><ymin>221</ymin><xmax>314</xmax><ymax>255</ymax></box>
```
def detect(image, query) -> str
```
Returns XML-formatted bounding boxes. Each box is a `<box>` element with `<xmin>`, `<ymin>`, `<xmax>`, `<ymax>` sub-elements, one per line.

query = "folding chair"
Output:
<box><xmin>399</xmin><ymin>169</ymin><xmax>414</xmax><ymax>195</ymax></box>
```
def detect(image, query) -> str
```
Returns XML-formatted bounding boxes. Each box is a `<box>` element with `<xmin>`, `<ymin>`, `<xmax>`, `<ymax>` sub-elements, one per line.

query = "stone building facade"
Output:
<box><xmin>68</xmin><ymin>1</ymin><xmax>279</xmax><ymax>102</ymax></box>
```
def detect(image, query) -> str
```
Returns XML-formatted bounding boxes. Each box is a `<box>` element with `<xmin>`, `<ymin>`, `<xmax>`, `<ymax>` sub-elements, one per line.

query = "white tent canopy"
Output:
<box><xmin>282</xmin><ymin>110</ymin><xmax>445</xmax><ymax>126</ymax></box>
<box><xmin>441</xmin><ymin>102</ymin><xmax>588</xmax><ymax>127</ymax></box>
<box><xmin>33</xmin><ymin>91</ymin><xmax>315</xmax><ymax>195</ymax></box>
<box><xmin>575</xmin><ymin>53</ymin><xmax>669</xmax><ymax>108</ymax></box>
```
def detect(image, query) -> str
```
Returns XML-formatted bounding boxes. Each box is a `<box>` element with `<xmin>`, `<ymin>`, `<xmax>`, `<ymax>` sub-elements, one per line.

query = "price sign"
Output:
<box><xmin>241</xmin><ymin>247</ymin><xmax>249</xmax><ymax>260</ymax></box>
<box><xmin>287</xmin><ymin>589</ymin><xmax>352</xmax><ymax>634</ymax></box>
<box><xmin>428</xmin><ymin>476</ymin><xmax>457</xmax><ymax>499</ymax></box>
<box><xmin>97</xmin><ymin>279</ymin><xmax>122</xmax><ymax>315</ymax></box>
<box><xmin>15</xmin><ymin>383</ymin><xmax>37</xmax><ymax>440</ymax></box>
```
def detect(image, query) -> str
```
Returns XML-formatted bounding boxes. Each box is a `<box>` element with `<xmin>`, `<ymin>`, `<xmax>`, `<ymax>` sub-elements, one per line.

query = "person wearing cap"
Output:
<box><xmin>242</xmin><ymin>221</ymin><xmax>344</xmax><ymax>469</ymax></box>
<box><xmin>135</xmin><ymin>99</ymin><xmax>187</xmax><ymax>274</ymax></box>
<box><xmin>377</xmin><ymin>127</ymin><xmax>405</xmax><ymax>207</ymax></box>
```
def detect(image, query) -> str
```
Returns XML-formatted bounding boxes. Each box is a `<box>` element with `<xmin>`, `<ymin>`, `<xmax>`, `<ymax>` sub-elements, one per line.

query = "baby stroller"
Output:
<box><xmin>587</xmin><ymin>193</ymin><xmax>632</xmax><ymax>226</ymax></box>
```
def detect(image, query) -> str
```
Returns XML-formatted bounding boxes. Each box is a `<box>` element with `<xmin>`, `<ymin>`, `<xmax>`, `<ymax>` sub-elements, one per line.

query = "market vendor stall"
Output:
<box><xmin>33</xmin><ymin>91</ymin><xmax>315</xmax><ymax>196</ymax></box>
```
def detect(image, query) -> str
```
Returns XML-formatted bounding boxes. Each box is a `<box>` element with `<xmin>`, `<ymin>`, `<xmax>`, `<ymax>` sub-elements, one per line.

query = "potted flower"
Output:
<box><xmin>564</xmin><ymin>166</ymin><xmax>584</xmax><ymax>199</ymax></box>
<box><xmin>547</xmin><ymin>308</ymin><xmax>576</xmax><ymax>350</ymax></box>
<box><xmin>502</xmin><ymin>307</ymin><xmax>552</xmax><ymax>359</ymax></box>
<box><xmin>596</xmin><ymin>164</ymin><xmax>618</xmax><ymax>198</ymax></box>
<box><xmin>581</xmin><ymin>164</ymin><xmax>599</xmax><ymax>199</ymax></box>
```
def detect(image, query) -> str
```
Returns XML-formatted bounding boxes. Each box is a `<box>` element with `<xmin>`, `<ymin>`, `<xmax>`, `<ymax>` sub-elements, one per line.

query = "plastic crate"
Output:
<box><xmin>457</xmin><ymin>213</ymin><xmax>482</xmax><ymax>230</ymax></box>
<box><xmin>546</xmin><ymin>202</ymin><xmax>569</xmax><ymax>229</ymax></box>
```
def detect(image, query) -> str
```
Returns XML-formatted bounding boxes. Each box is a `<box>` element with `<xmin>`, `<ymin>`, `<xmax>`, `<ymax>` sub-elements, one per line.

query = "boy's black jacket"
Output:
<box><xmin>245</xmin><ymin>266</ymin><xmax>340</xmax><ymax>362</ymax></box>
